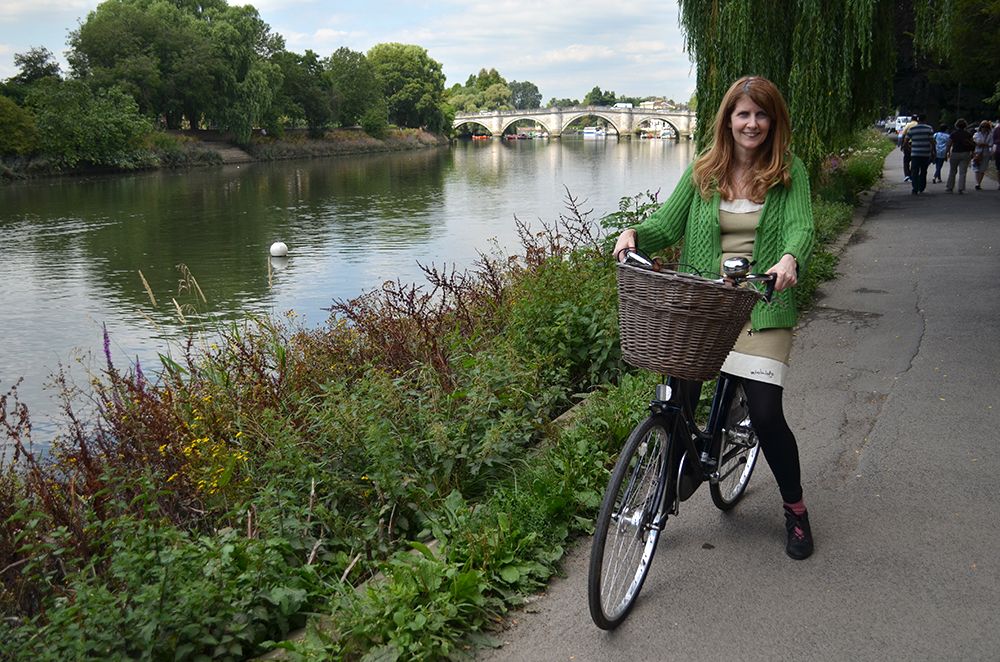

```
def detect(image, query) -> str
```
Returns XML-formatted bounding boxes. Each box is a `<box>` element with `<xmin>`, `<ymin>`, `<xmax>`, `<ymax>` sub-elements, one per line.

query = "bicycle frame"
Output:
<box><xmin>648</xmin><ymin>373</ymin><xmax>742</xmax><ymax>517</ymax></box>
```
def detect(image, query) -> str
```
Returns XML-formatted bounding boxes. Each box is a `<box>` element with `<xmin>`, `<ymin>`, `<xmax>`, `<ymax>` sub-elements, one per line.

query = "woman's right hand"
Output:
<box><xmin>612</xmin><ymin>229</ymin><xmax>637</xmax><ymax>262</ymax></box>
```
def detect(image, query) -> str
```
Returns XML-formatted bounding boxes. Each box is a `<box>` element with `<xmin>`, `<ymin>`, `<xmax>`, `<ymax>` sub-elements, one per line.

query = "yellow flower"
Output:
<box><xmin>167</xmin><ymin>473</ymin><xmax>178</xmax><ymax>483</ymax></box>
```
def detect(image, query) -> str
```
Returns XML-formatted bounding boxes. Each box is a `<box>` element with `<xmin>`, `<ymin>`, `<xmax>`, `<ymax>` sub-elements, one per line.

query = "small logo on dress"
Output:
<box><xmin>750</xmin><ymin>369</ymin><xmax>775</xmax><ymax>378</ymax></box>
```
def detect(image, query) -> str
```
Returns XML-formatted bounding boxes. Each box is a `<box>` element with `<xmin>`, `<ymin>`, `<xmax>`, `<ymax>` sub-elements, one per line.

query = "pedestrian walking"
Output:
<box><xmin>899</xmin><ymin>117</ymin><xmax>918</xmax><ymax>182</ymax></box>
<box><xmin>972</xmin><ymin>121</ymin><xmax>993</xmax><ymax>190</ymax></box>
<box><xmin>932</xmin><ymin>123</ymin><xmax>950</xmax><ymax>183</ymax></box>
<box><xmin>612</xmin><ymin>75</ymin><xmax>816</xmax><ymax>560</ymax></box>
<box><xmin>993</xmin><ymin>122</ymin><xmax>1000</xmax><ymax>189</ymax></box>
<box><xmin>904</xmin><ymin>114</ymin><xmax>934</xmax><ymax>194</ymax></box>
<box><xmin>945</xmin><ymin>119</ymin><xmax>975</xmax><ymax>193</ymax></box>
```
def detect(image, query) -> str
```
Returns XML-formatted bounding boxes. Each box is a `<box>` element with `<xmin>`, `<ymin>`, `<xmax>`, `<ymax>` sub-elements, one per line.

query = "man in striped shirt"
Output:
<box><xmin>905</xmin><ymin>114</ymin><xmax>934</xmax><ymax>195</ymax></box>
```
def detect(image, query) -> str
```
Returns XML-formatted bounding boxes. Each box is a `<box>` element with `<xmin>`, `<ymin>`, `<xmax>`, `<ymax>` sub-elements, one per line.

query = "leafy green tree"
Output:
<box><xmin>2</xmin><ymin>47</ymin><xmax>63</xmax><ymax>105</ymax></box>
<box><xmin>482</xmin><ymin>82</ymin><xmax>512</xmax><ymax>110</ymax></box>
<box><xmin>446</xmin><ymin>91</ymin><xmax>482</xmax><ymax>112</ymax></box>
<box><xmin>547</xmin><ymin>97</ymin><xmax>580</xmax><ymax>107</ymax></box>
<box><xmin>675</xmin><ymin>0</ymin><xmax>951</xmax><ymax>169</ymax></box>
<box><xmin>26</xmin><ymin>79</ymin><xmax>151</xmax><ymax>168</ymax></box>
<box><xmin>467</xmin><ymin>68</ymin><xmax>506</xmax><ymax>91</ymax></box>
<box><xmin>509</xmin><ymin>80</ymin><xmax>541</xmax><ymax>109</ymax></box>
<box><xmin>68</xmin><ymin>0</ymin><xmax>223</xmax><ymax>129</ymax></box>
<box><xmin>361</xmin><ymin>97</ymin><xmax>390</xmax><ymax>138</ymax></box>
<box><xmin>270</xmin><ymin>49</ymin><xmax>334</xmax><ymax>136</ymax></box>
<box><xmin>583</xmin><ymin>86</ymin><xmax>616</xmax><ymax>106</ymax></box>
<box><xmin>201</xmin><ymin>3</ymin><xmax>284</xmax><ymax>143</ymax></box>
<box><xmin>326</xmin><ymin>47</ymin><xmax>382</xmax><ymax>127</ymax></box>
<box><xmin>922</xmin><ymin>0</ymin><xmax>1000</xmax><ymax>119</ymax></box>
<box><xmin>69</xmin><ymin>0</ymin><xmax>284</xmax><ymax>140</ymax></box>
<box><xmin>0</xmin><ymin>96</ymin><xmax>38</xmax><ymax>156</ymax></box>
<box><xmin>367</xmin><ymin>43</ymin><xmax>449</xmax><ymax>132</ymax></box>
<box><xmin>12</xmin><ymin>47</ymin><xmax>62</xmax><ymax>84</ymax></box>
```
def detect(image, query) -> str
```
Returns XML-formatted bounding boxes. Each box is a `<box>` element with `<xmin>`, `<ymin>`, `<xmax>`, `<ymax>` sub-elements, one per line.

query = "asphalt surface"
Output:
<box><xmin>478</xmin><ymin>153</ymin><xmax>1000</xmax><ymax>662</ymax></box>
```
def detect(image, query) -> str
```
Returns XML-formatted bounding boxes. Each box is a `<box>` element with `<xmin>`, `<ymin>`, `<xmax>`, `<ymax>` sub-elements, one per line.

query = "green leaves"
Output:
<box><xmin>25</xmin><ymin>79</ymin><xmax>152</xmax><ymax>169</ymax></box>
<box><xmin>367</xmin><ymin>43</ymin><xmax>448</xmax><ymax>132</ymax></box>
<box><xmin>678</xmin><ymin>0</ymin><xmax>900</xmax><ymax>172</ymax></box>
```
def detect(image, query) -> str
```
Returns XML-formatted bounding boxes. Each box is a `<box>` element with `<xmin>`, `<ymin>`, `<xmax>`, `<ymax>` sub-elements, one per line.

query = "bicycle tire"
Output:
<box><xmin>710</xmin><ymin>381</ymin><xmax>760</xmax><ymax>510</ymax></box>
<box><xmin>588</xmin><ymin>415</ymin><xmax>673</xmax><ymax>630</ymax></box>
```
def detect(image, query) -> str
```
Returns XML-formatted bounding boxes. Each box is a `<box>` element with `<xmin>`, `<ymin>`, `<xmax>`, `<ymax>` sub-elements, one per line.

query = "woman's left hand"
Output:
<box><xmin>766</xmin><ymin>254</ymin><xmax>798</xmax><ymax>291</ymax></box>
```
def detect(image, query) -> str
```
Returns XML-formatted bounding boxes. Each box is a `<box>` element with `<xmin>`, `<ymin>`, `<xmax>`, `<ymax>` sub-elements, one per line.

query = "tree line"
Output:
<box><xmin>0</xmin><ymin>0</ymin><xmax>459</xmax><ymax>169</ymax></box>
<box><xmin>447</xmin><ymin>68</ymin><xmax>690</xmax><ymax>113</ymax></box>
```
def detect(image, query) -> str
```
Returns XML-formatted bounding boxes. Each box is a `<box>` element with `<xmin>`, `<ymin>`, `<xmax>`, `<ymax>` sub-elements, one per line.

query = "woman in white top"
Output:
<box><xmin>972</xmin><ymin>120</ymin><xmax>993</xmax><ymax>190</ymax></box>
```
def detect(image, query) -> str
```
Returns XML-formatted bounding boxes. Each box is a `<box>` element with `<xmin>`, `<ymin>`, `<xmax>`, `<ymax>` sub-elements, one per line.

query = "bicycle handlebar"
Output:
<box><xmin>619</xmin><ymin>247</ymin><xmax>776</xmax><ymax>303</ymax></box>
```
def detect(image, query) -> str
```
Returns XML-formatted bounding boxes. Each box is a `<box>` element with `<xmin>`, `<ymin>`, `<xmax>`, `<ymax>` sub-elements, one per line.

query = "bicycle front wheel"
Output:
<box><xmin>710</xmin><ymin>381</ymin><xmax>760</xmax><ymax>510</ymax></box>
<box><xmin>588</xmin><ymin>415</ymin><xmax>672</xmax><ymax>630</ymax></box>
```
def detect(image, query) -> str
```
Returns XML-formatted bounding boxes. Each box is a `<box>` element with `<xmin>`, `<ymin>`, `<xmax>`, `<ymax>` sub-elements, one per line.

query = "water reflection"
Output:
<box><xmin>1</xmin><ymin>139</ymin><xmax>693</xmax><ymax>442</ymax></box>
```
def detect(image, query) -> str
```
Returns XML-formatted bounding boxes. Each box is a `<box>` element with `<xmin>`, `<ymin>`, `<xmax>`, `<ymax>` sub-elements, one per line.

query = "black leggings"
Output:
<box><xmin>740</xmin><ymin>378</ymin><xmax>803</xmax><ymax>504</ymax></box>
<box><xmin>683</xmin><ymin>377</ymin><xmax>803</xmax><ymax>504</ymax></box>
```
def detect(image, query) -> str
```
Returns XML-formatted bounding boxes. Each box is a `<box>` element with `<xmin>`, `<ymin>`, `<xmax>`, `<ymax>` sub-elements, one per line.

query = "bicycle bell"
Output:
<box><xmin>722</xmin><ymin>256</ymin><xmax>751</xmax><ymax>279</ymax></box>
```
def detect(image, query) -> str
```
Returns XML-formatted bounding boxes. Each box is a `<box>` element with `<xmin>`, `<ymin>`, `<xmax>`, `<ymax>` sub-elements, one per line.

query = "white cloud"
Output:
<box><xmin>529</xmin><ymin>44</ymin><xmax>617</xmax><ymax>66</ymax></box>
<box><xmin>0</xmin><ymin>0</ymin><xmax>96</xmax><ymax>21</ymax></box>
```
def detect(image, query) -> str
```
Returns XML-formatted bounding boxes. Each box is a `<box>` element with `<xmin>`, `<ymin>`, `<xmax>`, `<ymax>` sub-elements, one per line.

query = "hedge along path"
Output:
<box><xmin>253</xmin><ymin>386</ymin><xmax>595</xmax><ymax>660</ymax></box>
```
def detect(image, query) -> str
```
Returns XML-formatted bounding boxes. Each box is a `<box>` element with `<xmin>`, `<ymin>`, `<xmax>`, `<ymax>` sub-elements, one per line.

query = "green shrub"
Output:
<box><xmin>26</xmin><ymin>79</ymin><xmax>152</xmax><ymax>170</ymax></box>
<box><xmin>361</xmin><ymin>104</ymin><xmax>390</xmax><ymax>139</ymax></box>
<box><xmin>9</xmin><ymin>519</ymin><xmax>316</xmax><ymax>661</ymax></box>
<box><xmin>0</xmin><ymin>95</ymin><xmax>37</xmax><ymax>156</ymax></box>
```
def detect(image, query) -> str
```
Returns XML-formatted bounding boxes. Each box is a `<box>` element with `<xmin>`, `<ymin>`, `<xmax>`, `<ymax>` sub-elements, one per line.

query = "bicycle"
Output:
<box><xmin>587</xmin><ymin>249</ymin><xmax>775</xmax><ymax>630</ymax></box>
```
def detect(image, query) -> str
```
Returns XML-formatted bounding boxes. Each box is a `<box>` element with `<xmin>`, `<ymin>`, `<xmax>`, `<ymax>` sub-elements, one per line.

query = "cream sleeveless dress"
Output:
<box><xmin>717</xmin><ymin>198</ymin><xmax>793</xmax><ymax>387</ymax></box>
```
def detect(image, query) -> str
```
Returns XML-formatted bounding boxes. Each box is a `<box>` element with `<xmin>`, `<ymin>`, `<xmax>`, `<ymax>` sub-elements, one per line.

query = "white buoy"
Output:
<box><xmin>269</xmin><ymin>241</ymin><xmax>288</xmax><ymax>257</ymax></box>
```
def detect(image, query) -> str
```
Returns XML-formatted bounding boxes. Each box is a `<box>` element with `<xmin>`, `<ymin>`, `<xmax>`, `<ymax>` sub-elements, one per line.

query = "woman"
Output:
<box><xmin>946</xmin><ymin>119</ymin><xmax>976</xmax><ymax>193</ymax></box>
<box><xmin>932</xmin><ymin>123</ymin><xmax>950</xmax><ymax>183</ymax></box>
<box><xmin>972</xmin><ymin>120</ymin><xmax>993</xmax><ymax>190</ymax></box>
<box><xmin>612</xmin><ymin>76</ymin><xmax>816</xmax><ymax>560</ymax></box>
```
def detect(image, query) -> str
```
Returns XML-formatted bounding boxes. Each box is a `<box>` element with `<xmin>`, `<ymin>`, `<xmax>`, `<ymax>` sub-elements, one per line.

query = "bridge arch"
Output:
<box><xmin>499</xmin><ymin>116</ymin><xmax>553</xmax><ymax>135</ymax></box>
<box><xmin>453</xmin><ymin>119</ymin><xmax>493</xmax><ymax>135</ymax></box>
<box><xmin>559</xmin><ymin>112</ymin><xmax>622</xmax><ymax>136</ymax></box>
<box><xmin>632</xmin><ymin>115</ymin><xmax>683</xmax><ymax>138</ymax></box>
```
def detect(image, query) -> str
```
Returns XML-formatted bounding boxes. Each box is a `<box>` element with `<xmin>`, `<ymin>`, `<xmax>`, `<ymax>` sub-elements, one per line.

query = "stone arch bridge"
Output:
<box><xmin>453</xmin><ymin>106</ymin><xmax>696</xmax><ymax>139</ymax></box>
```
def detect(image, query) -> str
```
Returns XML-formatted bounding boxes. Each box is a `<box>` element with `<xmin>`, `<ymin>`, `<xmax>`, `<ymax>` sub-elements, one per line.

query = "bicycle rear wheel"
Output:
<box><xmin>710</xmin><ymin>381</ymin><xmax>760</xmax><ymax>510</ymax></box>
<box><xmin>588</xmin><ymin>415</ymin><xmax>673</xmax><ymax>630</ymax></box>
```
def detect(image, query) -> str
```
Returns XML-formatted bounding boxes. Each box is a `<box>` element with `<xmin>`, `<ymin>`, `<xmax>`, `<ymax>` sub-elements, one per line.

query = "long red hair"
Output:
<box><xmin>692</xmin><ymin>76</ymin><xmax>792</xmax><ymax>202</ymax></box>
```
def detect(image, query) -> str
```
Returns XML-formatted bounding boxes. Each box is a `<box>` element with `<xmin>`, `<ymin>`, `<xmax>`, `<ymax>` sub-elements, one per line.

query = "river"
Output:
<box><xmin>0</xmin><ymin>137</ymin><xmax>694</xmax><ymax>447</ymax></box>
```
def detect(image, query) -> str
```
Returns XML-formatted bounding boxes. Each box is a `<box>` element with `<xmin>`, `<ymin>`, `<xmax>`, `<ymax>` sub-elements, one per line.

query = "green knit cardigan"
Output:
<box><xmin>632</xmin><ymin>156</ymin><xmax>815</xmax><ymax>331</ymax></box>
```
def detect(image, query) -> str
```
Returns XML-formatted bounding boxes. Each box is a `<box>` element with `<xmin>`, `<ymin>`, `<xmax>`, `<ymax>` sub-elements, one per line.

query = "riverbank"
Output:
<box><xmin>0</xmin><ymin>127</ymin><xmax>449</xmax><ymax>182</ymax></box>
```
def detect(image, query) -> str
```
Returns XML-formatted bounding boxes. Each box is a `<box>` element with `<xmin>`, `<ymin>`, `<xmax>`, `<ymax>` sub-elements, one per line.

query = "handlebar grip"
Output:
<box><xmin>763</xmin><ymin>274</ymin><xmax>776</xmax><ymax>303</ymax></box>
<box><xmin>620</xmin><ymin>247</ymin><xmax>657</xmax><ymax>269</ymax></box>
<box><xmin>748</xmin><ymin>273</ymin><xmax>776</xmax><ymax>303</ymax></box>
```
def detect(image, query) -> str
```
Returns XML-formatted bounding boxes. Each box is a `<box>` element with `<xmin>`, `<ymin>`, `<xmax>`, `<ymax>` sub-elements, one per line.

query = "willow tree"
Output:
<box><xmin>677</xmin><ymin>0</ymin><xmax>953</xmax><ymax>171</ymax></box>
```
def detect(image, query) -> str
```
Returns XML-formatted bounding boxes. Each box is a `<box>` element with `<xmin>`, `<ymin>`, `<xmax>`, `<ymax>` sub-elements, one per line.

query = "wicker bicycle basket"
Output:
<box><xmin>616</xmin><ymin>263</ymin><xmax>763</xmax><ymax>380</ymax></box>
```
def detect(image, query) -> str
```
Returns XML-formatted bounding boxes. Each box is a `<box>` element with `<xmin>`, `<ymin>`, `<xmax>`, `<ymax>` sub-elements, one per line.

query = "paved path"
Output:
<box><xmin>479</xmin><ymin>154</ymin><xmax>1000</xmax><ymax>661</ymax></box>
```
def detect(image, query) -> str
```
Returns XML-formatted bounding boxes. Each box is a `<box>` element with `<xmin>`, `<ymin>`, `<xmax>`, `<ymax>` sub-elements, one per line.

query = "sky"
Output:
<box><xmin>0</xmin><ymin>0</ymin><xmax>696</xmax><ymax>104</ymax></box>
